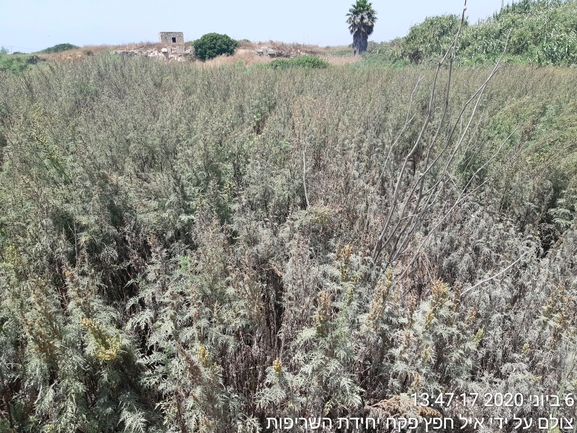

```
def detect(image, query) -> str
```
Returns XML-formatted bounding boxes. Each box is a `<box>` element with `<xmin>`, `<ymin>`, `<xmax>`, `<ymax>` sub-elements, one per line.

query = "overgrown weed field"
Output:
<box><xmin>1</xmin><ymin>54</ymin><xmax>577</xmax><ymax>432</ymax></box>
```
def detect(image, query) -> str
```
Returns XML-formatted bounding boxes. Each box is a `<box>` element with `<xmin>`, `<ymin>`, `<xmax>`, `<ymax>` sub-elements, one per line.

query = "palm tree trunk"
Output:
<box><xmin>353</xmin><ymin>31</ymin><xmax>368</xmax><ymax>55</ymax></box>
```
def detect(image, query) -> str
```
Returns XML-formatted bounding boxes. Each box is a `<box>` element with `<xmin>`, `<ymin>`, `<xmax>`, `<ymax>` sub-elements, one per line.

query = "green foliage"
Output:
<box><xmin>269</xmin><ymin>55</ymin><xmax>330</xmax><ymax>69</ymax></box>
<box><xmin>346</xmin><ymin>0</ymin><xmax>377</xmax><ymax>35</ymax></box>
<box><xmin>39</xmin><ymin>43</ymin><xmax>79</xmax><ymax>54</ymax></box>
<box><xmin>1</xmin><ymin>53</ymin><xmax>577</xmax><ymax>431</ymax></box>
<box><xmin>401</xmin><ymin>14</ymin><xmax>464</xmax><ymax>64</ymax></box>
<box><xmin>458</xmin><ymin>0</ymin><xmax>577</xmax><ymax>65</ymax></box>
<box><xmin>376</xmin><ymin>0</ymin><xmax>577</xmax><ymax>66</ymax></box>
<box><xmin>360</xmin><ymin>39</ymin><xmax>409</xmax><ymax>68</ymax></box>
<box><xmin>0</xmin><ymin>51</ymin><xmax>41</xmax><ymax>74</ymax></box>
<box><xmin>192</xmin><ymin>33</ymin><xmax>239</xmax><ymax>61</ymax></box>
<box><xmin>346</xmin><ymin>0</ymin><xmax>377</xmax><ymax>54</ymax></box>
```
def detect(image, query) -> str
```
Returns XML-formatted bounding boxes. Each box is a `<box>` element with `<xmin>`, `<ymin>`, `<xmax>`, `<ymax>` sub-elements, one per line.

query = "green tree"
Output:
<box><xmin>346</xmin><ymin>0</ymin><xmax>377</xmax><ymax>55</ymax></box>
<box><xmin>192</xmin><ymin>33</ymin><xmax>239</xmax><ymax>61</ymax></box>
<box><xmin>402</xmin><ymin>14</ymin><xmax>463</xmax><ymax>63</ymax></box>
<box><xmin>39</xmin><ymin>43</ymin><xmax>79</xmax><ymax>54</ymax></box>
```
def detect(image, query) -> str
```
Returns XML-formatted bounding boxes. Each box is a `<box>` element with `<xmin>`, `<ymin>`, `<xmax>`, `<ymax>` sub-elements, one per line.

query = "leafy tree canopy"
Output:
<box><xmin>39</xmin><ymin>43</ymin><xmax>79</xmax><ymax>54</ymax></box>
<box><xmin>401</xmin><ymin>14</ymin><xmax>465</xmax><ymax>64</ymax></box>
<box><xmin>346</xmin><ymin>0</ymin><xmax>377</xmax><ymax>55</ymax></box>
<box><xmin>346</xmin><ymin>0</ymin><xmax>377</xmax><ymax>36</ymax></box>
<box><xmin>192</xmin><ymin>32</ymin><xmax>239</xmax><ymax>61</ymax></box>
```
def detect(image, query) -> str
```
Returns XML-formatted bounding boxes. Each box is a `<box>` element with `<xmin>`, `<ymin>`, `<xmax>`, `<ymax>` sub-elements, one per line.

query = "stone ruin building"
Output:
<box><xmin>113</xmin><ymin>32</ymin><xmax>190</xmax><ymax>61</ymax></box>
<box><xmin>159</xmin><ymin>32</ymin><xmax>185</xmax><ymax>54</ymax></box>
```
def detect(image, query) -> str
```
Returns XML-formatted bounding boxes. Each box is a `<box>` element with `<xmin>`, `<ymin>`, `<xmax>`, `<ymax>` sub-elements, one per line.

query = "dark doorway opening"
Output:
<box><xmin>172</xmin><ymin>37</ymin><xmax>177</xmax><ymax>43</ymax></box>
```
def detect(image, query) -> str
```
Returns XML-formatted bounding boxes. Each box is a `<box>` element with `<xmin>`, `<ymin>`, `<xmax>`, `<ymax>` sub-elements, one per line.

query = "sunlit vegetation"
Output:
<box><xmin>0</xmin><ymin>48</ymin><xmax>576</xmax><ymax>431</ymax></box>
<box><xmin>192</xmin><ymin>33</ymin><xmax>239</xmax><ymax>61</ymax></box>
<box><xmin>1</xmin><ymin>1</ymin><xmax>577</xmax><ymax>432</ymax></box>
<box><xmin>0</xmin><ymin>48</ymin><xmax>43</xmax><ymax>74</ymax></box>
<box><xmin>39</xmin><ymin>43</ymin><xmax>80</xmax><ymax>54</ymax></box>
<box><xmin>269</xmin><ymin>55</ymin><xmax>330</xmax><ymax>69</ymax></box>
<box><xmin>367</xmin><ymin>0</ymin><xmax>577</xmax><ymax>66</ymax></box>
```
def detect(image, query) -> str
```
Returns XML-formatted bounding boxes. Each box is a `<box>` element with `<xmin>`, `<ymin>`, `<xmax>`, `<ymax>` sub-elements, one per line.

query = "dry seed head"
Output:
<box><xmin>273</xmin><ymin>358</ymin><xmax>282</xmax><ymax>375</ymax></box>
<box><xmin>5</xmin><ymin>244</ymin><xmax>21</xmax><ymax>266</ymax></box>
<box><xmin>425</xmin><ymin>280</ymin><xmax>449</xmax><ymax>329</ymax></box>
<box><xmin>367</xmin><ymin>278</ymin><xmax>391</xmax><ymax>328</ymax></box>
<box><xmin>408</xmin><ymin>373</ymin><xmax>422</xmax><ymax>393</ymax></box>
<box><xmin>81</xmin><ymin>318</ymin><xmax>121</xmax><ymax>361</ymax></box>
<box><xmin>313</xmin><ymin>291</ymin><xmax>333</xmax><ymax>335</ymax></box>
<box><xmin>473</xmin><ymin>327</ymin><xmax>484</xmax><ymax>344</ymax></box>
<box><xmin>422</xmin><ymin>346</ymin><xmax>432</xmax><ymax>363</ymax></box>
<box><xmin>385</xmin><ymin>267</ymin><xmax>393</xmax><ymax>286</ymax></box>
<box><xmin>452</xmin><ymin>282</ymin><xmax>462</xmax><ymax>310</ymax></box>
<box><xmin>337</xmin><ymin>244</ymin><xmax>354</xmax><ymax>280</ymax></box>
<box><xmin>198</xmin><ymin>343</ymin><xmax>210</xmax><ymax>367</ymax></box>
<box><xmin>407</xmin><ymin>293</ymin><xmax>417</xmax><ymax>322</ymax></box>
<box><xmin>344</xmin><ymin>285</ymin><xmax>355</xmax><ymax>307</ymax></box>
<box><xmin>339</xmin><ymin>244</ymin><xmax>353</xmax><ymax>262</ymax></box>
<box><xmin>425</xmin><ymin>310</ymin><xmax>435</xmax><ymax>329</ymax></box>
<box><xmin>466</xmin><ymin>307</ymin><xmax>477</xmax><ymax>325</ymax></box>
<box><xmin>431</xmin><ymin>280</ymin><xmax>449</xmax><ymax>305</ymax></box>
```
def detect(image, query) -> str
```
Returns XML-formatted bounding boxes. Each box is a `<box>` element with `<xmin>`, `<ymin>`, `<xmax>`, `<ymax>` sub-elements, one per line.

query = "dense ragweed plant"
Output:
<box><xmin>0</xmin><ymin>46</ymin><xmax>577</xmax><ymax>432</ymax></box>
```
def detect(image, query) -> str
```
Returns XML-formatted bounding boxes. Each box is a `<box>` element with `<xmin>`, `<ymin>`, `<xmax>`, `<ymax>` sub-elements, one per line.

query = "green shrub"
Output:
<box><xmin>461</xmin><ymin>0</ymin><xmax>577</xmax><ymax>65</ymax></box>
<box><xmin>401</xmin><ymin>14</ymin><xmax>464</xmax><ymax>63</ymax></box>
<box><xmin>39</xmin><ymin>43</ymin><xmax>79</xmax><ymax>54</ymax></box>
<box><xmin>269</xmin><ymin>55</ymin><xmax>329</xmax><ymax>69</ymax></box>
<box><xmin>3</xmin><ymin>52</ymin><xmax>577</xmax><ymax>432</ymax></box>
<box><xmin>0</xmin><ymin>52</ymin><xmax>41</xmax><ymax>74</ymax></box>
<box><xmin>192</xmin><ymin>33</ymin><xmax>239</xmax><ymax>61</ymax></box>
<box><xmin>375</xmin><ymin>0</ymin><xmax>577</xmax><ymax>66</ymax></box>
<box><xmin>360</xmin><ymin>39</ymin><xmax>409</xmax><ymax>67</ymax></box>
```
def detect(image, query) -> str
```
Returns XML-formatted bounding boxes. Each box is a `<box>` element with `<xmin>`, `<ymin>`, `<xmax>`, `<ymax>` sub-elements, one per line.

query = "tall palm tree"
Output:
<box><xmin>346</xmin><ymin>0</ymin><xmax>377</xmax><ymax>55</ymax></box>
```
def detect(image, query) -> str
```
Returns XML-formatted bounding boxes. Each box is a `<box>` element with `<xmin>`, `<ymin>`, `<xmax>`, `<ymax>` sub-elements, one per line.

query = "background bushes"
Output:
<box><xmin>192</xmin><ymin>32</ymin><xmax>239</xmax><ymax>61</ymax></box>
<box><xmin>400</xmin><ymin>14</ymin><xmax>464</xmax><ymax>64</ymax></box>
<box><xmin>0</xmin><ymin>48</ymin><xmax>42</xmax><ymax>74</ymax></box>
<box><xmin>366</xmin><ymin>0</ymin><xmax>577</xmax><ymax>66</ymax></box>
<box><xmin>39</xmin><ymin>43</ymin><xmax>79</xmax><ymax>54</ymax></box>
<box><xmin>269</xmin><ymin>55</ymin><xmax>330</xmax><ymax>69</ymax></box>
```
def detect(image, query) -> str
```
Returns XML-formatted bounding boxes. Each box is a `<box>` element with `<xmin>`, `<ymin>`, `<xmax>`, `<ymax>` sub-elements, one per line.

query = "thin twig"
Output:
<box><xmin>460</xmin><ymin>251</ymin><xmax>530</xmax><ymax>298</ymax></box>
<box><xmin>302</xmin><ymin>142</ymin><xmax>309</xmax><ymax>209</ymax></box>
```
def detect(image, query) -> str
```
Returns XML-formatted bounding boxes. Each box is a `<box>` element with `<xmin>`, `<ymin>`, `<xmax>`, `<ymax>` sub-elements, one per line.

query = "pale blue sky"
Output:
<box><xmin>1</xmin><ymin>1</ymin><xmax>505</xmax><ymax>53</ymax></box>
